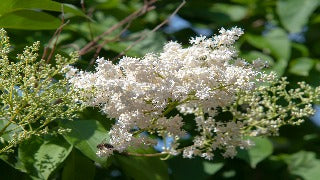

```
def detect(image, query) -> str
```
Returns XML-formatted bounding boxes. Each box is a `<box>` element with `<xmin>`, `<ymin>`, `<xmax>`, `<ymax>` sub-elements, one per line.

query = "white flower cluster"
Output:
<box><xmin>67</xmin><ymin>27</ymin><xmax>276</xmax><ymax>159</ymax></box>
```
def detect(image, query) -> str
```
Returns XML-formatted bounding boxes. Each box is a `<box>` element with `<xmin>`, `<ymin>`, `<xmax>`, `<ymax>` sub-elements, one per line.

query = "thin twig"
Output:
<box><xmin>111</xmin><ymin>0</ymin><xmax>186</xmax><ymax>61</ymax></box>
<box><xmin>78</xmin><ymin>0</ymin><xmax>157</xmax><ymax>56</ymax></box>
<box><xmin>87</xmin><ymin>21</ymin><xmax>132</xmax><ymax>68</ymax></box>
<box><xmin>80</xmin><ymin>0</ymin><xmax>94</xmax><ymax>40</ymax></box>
<box><xmin>80</xmin><ymin>0</ymin><xmax>86</xmax><ymax>12</ymax></box>
<box><xmin>43</xmin><ymin>5</ymin><xmax>68</xmax><ymax>63</ymax></box>
<box><xmin>123</xmin><ymin>152</ymin><xmax>168</xmax><ymax>157</ymax></box>
<box><xmin>41</xmin><ymin>23</ymin><xmax>64</xmax><ymax>60</ymax></box>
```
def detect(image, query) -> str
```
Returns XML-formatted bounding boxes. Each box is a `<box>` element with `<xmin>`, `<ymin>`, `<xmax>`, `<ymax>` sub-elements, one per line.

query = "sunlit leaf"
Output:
<box><xmin>18</xmin><ymin>136</ymin><xmax>72</xmax><ymax>179</ymax></box>
<box><xmin>96</xmin><ymin>0</ymin><xmax>121</xmax><ymax>9</ymax></box>
<box><xmin>0</xmin><ymin>119</ymin><xmax>19</xmax><ymax>142</ymax></box>
<box><xmin>277</xmin><ymin>0</ymin><xmax>319</xmax><ymax>33</ymax></box>
<box><xmin>280</xmin><ymin>151</ymin><xmax>320</xmax><ymax>180</ymax></box>
<box><xmin>0</xmin><ymin>10</ymin><xmax>61</xmax><ymax>30</ymax></box>
<box><xmin>61</xmin><ymin>120</ymin><xmax>111</xmax><ymax>168</ymax></box>
<box><xmin>289</xmin><ymin>57</ymin><xmax>315</xmax><ymax>76</ymax></box>
<box><xmin>246</xmin><ymin>28</ymin><xmax>291</xmax><ymax>75</ymax></box>
<box><xmin>237</xmin><ymin>137</ymin><xmax>273</xmax><ymax>168</ymax></box>
<box><xmin>181</xmin><ymin>2</ymin><xmax>248</xmax><ymax>24</ymax></box>
<box><xmin>241</xmin><ymin>50</ymin><xmax>274</xmax><ymax>65</ymax></box>
<box><xmin>0</xmin><ymin>0</ymin><xmax>86</xmax><ymax>17</ymax></box>
<box><xmin>210</xmin><ymin>3</ymin><xmax>248</xmax><ymax>22</ymax></box>
<box><xmin>203</xmin><ymin>161</ymin><xmax>224</xmax><ymax>175</ymax></box>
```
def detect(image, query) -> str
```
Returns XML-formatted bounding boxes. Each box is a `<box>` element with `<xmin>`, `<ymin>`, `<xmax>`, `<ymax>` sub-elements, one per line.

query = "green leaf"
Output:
<box><xmin>106</xmin><ymin>30</ymin><xmax>166</xmax><ymax>57</ymax></box>
<box><xmin>62</xmin><ymin>149</ymin><xmax>95</xmax><ymax>180</ymax></box>
<box><xmin>237</xmin><ymin>137</ymin><xmax>273</xmax><ymax>168</ymax></box>
<box><xmin>316</xmin><ymin>61</ymin><xmax>320</xmax><ymax>72</ymax></box>
<box><xmin>277</xmin><ymin>0</ymin><xmax>319</xmax><ymax>33</ymax></box>
<box><xmin>18</xmin><ymin>136</ymin><xmax>72</xmax><ymax>179</ymax></box>
<box><xmin>210</xmin><ymin>3</ymin><xmax>248</xmax><ymax>22</ymax></box>
<box><xmin>68</xmin><ymin>12</ymin><xmax>119</xmax><ymax>40</ymax></box>
<box><xmin>61</xmin><ymin>119</ymin><xmax>111</xmax><ymax>168</ymax></box>
<box><xmin>241</xmin><ymin>50</ymin><xmax>274</xmax><ymax>65</ymax></box>
<box><xmin>0</xmin><ymin>119</ymin><xmax>18</xmax><ymax>142</ymax></box>
<box><xmin>246</xmin><ymin>28</ymin><xmax>291</xmax><ymax>75</ymax></box>
<box><xmin>289</xmin><ymin>57</ymin><xmax>315</xmax><ymax>76</ymax></box>
<box><xmin>0</xmin><ymin>153</ymin><xmax>27</xmax><ymax>173</ymax></box>
<box><xmin>265</xmin><ymin>28</ymin><xmax>291</xmax><ymax>60</ymax></box>
<box><xmin>0</xmin><ymin>159</ymin><xmax>27</xmax><ymax>179</ymax></box>
<box><xmin>182</xmin><ymin>2</ymin><xmax>248</xmax><ymax>24</ymax></box>
<box><xmin>116</xmin><ymin>149</ymin><xmax>169</xmax><ymax>180</ymax></box>
<box><xmin>0</xmin><ymin>0</ymin><xmax>88</xmax><ymax>30</ymax></box>
<box><xmin>282</xmin><ymin>151</ymin><xmax>320</xmax><ymax>180</ymax></box>
<box><xmin>0</xmin><ymin>0</ymin><xmax>86</xmax><ymax>17</ymax></box>
<box><xmin>0</xmin><ymin>10</ymin><xmax>61</xmax><ymax>30</ymax></box>
<box><xmin>169</xmin><ymin>156</ymin><xmax>223</xmax><ymax>180</ymax></box>
<box><xmin>203</xmin><ymin>161</ymin><xmax>224</xmax><ymax>175</ymax></box>
<box><xmin>247</xmin><ymin>28</ymin><xmax>291</xmax><ymax>60</ymax></box>
<box><xmin>96</xmin><ymin>0</ymin><xmax>121</xmax><ymax>9</ymax></box>
<box><xmin>292</xmin><ymin>43</ymin><xmax>310</xmax><ymax>57</ymax></box>
<box><xmin>311</xmin><ymin>14</ymin><xmax>320</xmax><ymax>24</ymax></box>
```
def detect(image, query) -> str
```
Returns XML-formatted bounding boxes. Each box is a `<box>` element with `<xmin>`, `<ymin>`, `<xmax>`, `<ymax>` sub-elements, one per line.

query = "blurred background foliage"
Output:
<box><xmin>0</xmin><ymin>0</ymin><xmax>320</xmax><ymax>179</ymax></box>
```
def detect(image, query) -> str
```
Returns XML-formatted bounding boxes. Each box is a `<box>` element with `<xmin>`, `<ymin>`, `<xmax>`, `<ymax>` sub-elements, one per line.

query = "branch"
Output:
<box><xmin>123</xmin><ymin>151</ymin><xmax>168</xmax><ymax>157</ymax></box>
<box><xmin>80</xmin><ymin>0</ymin><xmax>94</xmax><ymax>40</ymax></box>
<box><xmin>42</xmin><ymin>5</ymin><xmax>68</xmax><ymax>63</ymax></box>
<box><xmin>86</xmin><ymin>22</ymin><xmax>132</xmax><ymax>68</ymax></box>
<box><xmin>78</xmin><ymin>0</ymin><xmax>157</xmax><ymax>56</ymax></box>
<box><xmin>111</xmin><ymin>0</ymin><xmax>186</xmax><ymax>61</ymax></box>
